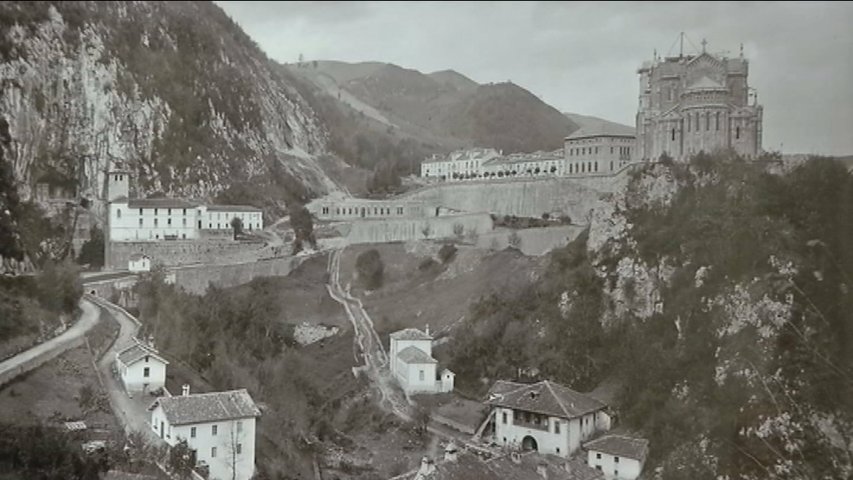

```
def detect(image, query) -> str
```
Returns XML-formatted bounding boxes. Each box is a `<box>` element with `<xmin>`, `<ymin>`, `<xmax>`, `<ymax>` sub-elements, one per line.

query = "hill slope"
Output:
<box><xmin>564</xmin><ymin>112</ymin><xmax>634</xmax><ymax>136</ymax></box>
<box><xmin>0</xmin><ymin>1</ymin><xmax>334</xmax><ymax>219</ymax></box>
<box><xmin>286</xmin><ymin>60</ymin><xmax>580</xmax><ymax>175</ymax></box>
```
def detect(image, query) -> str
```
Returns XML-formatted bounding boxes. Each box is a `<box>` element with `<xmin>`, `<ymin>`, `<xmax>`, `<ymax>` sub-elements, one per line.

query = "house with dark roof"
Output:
<box><xmin>148</xmin><ymin>387</ymin><xmax>261</xmax><ymax>480</ymax></box>
<box><xmin>484</xmin><ymin>380</ymin><xmax>611</xmax><ymax>458</ymax></box>
<box><xmin>584</xmin><ymin>434</ymin><xmax>649</xmax><ymax>480</ymax></box>
<box><xmin>389</xmin><ymin>326</ymin><xmax>454</xmax><ymax>395</ymax></box>
<box><xmin>115</xmin><ymin>340</ymin><xmax>168</xmax><ymax>394</ymax></box>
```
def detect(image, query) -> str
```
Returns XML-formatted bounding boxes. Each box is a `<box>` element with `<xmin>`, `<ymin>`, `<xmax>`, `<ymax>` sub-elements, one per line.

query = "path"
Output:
<box><xmin>0</xmin><ymin>297</ymin><xmax>100</xmax><ymax>387</ymax></box>
<box><xmin>325</xmin><ymin>248</ymin><xmax>412</xmax><ymax>421</ymax></box>
<box><xmin>87</xmin><ymin>296</ymin><xmax>161</xmax><ymax>442</ymax></box>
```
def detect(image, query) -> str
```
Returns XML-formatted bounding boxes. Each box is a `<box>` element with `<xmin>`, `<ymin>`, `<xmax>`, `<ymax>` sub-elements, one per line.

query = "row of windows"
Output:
<box><xmin>670</xmin><ymin>122</ymin><xmax>742</xmax><ymax>140</ymax></box>
<box><xmin>324</xmin><ymin>206</ymin><xmax>406</xmax><ymax>216</ymax></box>
<box><xmin>569</xmin><ymin>146</ymin><xmax>600</xmax><ymax>156</ymax></box>
<box><xmin>189</xmin><ymin>421</ymin><xmax>243</xmax><ymax>439</ymax></box>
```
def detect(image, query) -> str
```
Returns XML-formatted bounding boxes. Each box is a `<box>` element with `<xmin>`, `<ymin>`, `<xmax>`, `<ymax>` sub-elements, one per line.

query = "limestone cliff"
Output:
<box><xmin>0</xmin><ymin>1</ymin><xmax>334</xmax><ymax>222</ymax></box>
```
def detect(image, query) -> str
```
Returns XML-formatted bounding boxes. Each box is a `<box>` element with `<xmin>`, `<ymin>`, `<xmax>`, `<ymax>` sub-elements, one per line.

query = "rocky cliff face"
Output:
<box><xmin>0</xmin><ymin>1</ymin><xmax>333</xmax><ymax>221</ymax></box>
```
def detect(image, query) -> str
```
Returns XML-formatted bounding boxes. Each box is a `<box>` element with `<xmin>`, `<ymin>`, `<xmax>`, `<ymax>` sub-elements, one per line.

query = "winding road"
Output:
<box><xmin>325</xmin><ymin>248</ymin><xmax>413</xmax><ymax>421</ymax></box>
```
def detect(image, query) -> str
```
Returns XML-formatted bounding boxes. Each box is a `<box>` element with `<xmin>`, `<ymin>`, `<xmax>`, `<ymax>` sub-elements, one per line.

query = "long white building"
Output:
<box><xmin>149</xmin><ymin>388</ymin><xmax>261</xmax><ymax>480</ymax></box>
<box><xmin>106</xmin><ymin>168</ymin><xmax>262</xmax><ymax>242</ymax></box>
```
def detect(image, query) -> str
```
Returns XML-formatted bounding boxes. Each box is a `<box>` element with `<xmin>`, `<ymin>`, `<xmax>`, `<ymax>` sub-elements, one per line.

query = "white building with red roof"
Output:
<box><xmin>485</xmin><ymin>380</ymin><xmax>611</xmax><ymax>458</ymax></box>
<box><xmin>389</xmin><ymin>326</ymin><xmax>454</xmax><ymax>395</ymax></box>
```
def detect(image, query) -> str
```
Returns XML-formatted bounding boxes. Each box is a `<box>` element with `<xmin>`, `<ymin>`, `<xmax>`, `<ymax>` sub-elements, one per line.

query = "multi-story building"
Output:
<box><xmin>636</xmin><ymin>39</ymin><xmax>763</xmax><ymax>162</ymax></box>
<box><xmin>485</xmin><ymin>380</ymin><xmax>611</xmax><ymax>458</ymax></box>
<box><xmin>115</xmin><ymin>340</ymin><xmax>168</xmax><ymax>394</ymax></box>
<box><xmin>584</xmin><ymin>435</ymin><xmax>649</xmax><ymax>480</ymax></box>
<box><xmin>148</xmin><ymin>388</ymin><xmax>261</xmax><ymax>480</ymax></box>
<box><xmin>106</xmin><ymin>168</ymin><xmax>263</xmax><ymax>242</ymax></box>
<box><xmin>564</xmin><ymin>125</ymin><xmax>637</xmax><ymax>175</ymax></box>
<box><xmin>420</xmin><ymin>148</ymin><xmax>502</xmax><ymax>180</ymax></box>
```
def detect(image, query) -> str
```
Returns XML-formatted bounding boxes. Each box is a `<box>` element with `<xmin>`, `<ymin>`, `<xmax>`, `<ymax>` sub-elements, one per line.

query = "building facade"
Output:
<box><xmin>389</xmin><ymin>327</ymin><xmax>454</xmax><ymax>395</ymax></box>
<box><xmin>636</xmin><ymin>41</ymin><xmax>763</xmax><ymax>162</ymax></box>
<box><xmin>486</xmin><ymin>380</ymin><xmax>611</xmax><ymax>458</ymax></box>
<box><xmin>421</xmin><ymin>148</ymin><xmax>502</xmax><ymax>180</ymax></box>
<box><xmin>106</xmin><ymin>169</ymin><xmax>263</xmax><ymax>242</ymax></box>
<box><xmin>564</xmin><ymin>126</ymin><xmax>636</xmax><ymax>175</ymax></box>
<box><xmin>584</xmin><ymin>435</ymin><xmax>649</xmax><ymax>480</ymax></box>
<box><xmin>148</xmin><ymin>389</ymin><xmax>261</xmax><ymax>480</ymax></box>
<box><xmin>115</xmin><ymin>341</ymin><xmax>168</xmax><ymax>394</ymax></box>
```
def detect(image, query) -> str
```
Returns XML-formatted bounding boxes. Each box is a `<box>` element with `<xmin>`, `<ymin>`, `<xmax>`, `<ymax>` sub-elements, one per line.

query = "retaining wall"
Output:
<box><xmin>172</xmin><ymin>255</ymin><xmax>309</xmax><ymax>295</ymax></box>
<box><xmin>106</xmin><ymin>240</ymin><xmax>268</xmax><ymax>270</ymax></box>
<box><xmin>343</xmin><ymin>213</ymin><xmax>494</xmax><ymax>245</ymax></box>
<box><xmin>477</xmin><ymin>225</ymin><xmax>585</xmax><ymax>256</ymax></box>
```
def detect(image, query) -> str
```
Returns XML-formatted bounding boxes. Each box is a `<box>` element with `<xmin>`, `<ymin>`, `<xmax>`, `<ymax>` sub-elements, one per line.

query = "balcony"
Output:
<box><xmin>512</xmin><ymin>411</ymin><xmax>550</xmax><ymax>432</ymax></box>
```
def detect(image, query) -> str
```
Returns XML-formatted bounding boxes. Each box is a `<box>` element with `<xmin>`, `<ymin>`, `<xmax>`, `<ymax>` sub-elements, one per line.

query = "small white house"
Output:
<box><xmin>115</xmin><ymin>341</ymin><xmax>168</xmax><ymax>394</ymax></box>
<box><xmin>128</xmin><ymin>254</ymin><xmax>151</xmax><ymax>272</ymax></box>
<box><xmin>486</xmin><ymin>380</ymin><xmax>611</xmax><ymax>458</ymax></box>
<box><xmin>389</xmin><ymin>326</ymin><xmax>454</xmax><ymax>395</ymax></box>
<box><xmin>584</xmin><ymin>434</ymin><xmax>649</xmax><ymax>480</ymax></box>
<box><xmin>148</xmin><ymin>388</ymin><xmax>261</xmax><ymax>480</ymax></box>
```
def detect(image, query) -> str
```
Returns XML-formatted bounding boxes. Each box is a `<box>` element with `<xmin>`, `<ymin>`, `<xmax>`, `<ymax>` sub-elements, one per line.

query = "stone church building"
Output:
<box><xmin>635</xmin><ymin>39</ymin><xmax>763</xmax><ymax>162</ymax></box>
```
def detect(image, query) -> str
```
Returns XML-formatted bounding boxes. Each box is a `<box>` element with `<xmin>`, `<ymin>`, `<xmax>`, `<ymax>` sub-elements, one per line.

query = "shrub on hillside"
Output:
<box><xmin>77</xmin><ymin>225</ymin><xmax>104</xmax><ymax>269</ymax></box>
<box><xmin>355</xmin><ymin>249</ymin><xmax>384</xmax><ymax>290</ymax></box>
<box><xmin>438</xmin><ymin>244</ymin><xmax>457</xmax><ymax>264</ymax></box>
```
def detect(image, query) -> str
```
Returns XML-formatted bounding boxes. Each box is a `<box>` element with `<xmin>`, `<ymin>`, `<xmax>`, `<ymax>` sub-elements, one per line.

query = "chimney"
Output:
<box><xmin>444</xmin><ymin>442</ymin><xmax>458</xmax><ymax>463</ymax></box>
<box><xmin>537</xmin><ymin>463</ymin><xmax>548</xmax><ymax>479</ymax></box>
<box><xmin>182</xmin><ymin>384</ymin><xmax>190</xmax><ymax>397</ymax></box>
<box><xmin>425</xmin><ymin>324</ymin><xmax>430</xmax><ymax>336</ymax></box>
<box><xmin>417</xmin><ymin>456</ymin><xmax>436</xmax><ymax>478</ymax></box>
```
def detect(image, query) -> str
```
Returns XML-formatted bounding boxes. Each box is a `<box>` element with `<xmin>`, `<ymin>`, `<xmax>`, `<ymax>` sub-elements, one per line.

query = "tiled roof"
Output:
<box><xmin>397</xmin><ymin>451</ymin><xmax>602</xmax><ymax>480</ymax></box>
<box><xmin>486</xmin><ymin>380</ymin><xmax>606</xmax><ymax>419</ymax></box>
<box><xmin>398</xmin><ymin>346</ymin><xmax>437</xmax><ymax>364</ymax></box>
<box><xmin>566</xmin><ymin>124</ymin><xmax>635</xmax><ymax>140</ymax></box>
<box><xmin>129</xmin><ymin>253</ymin><xmax>149</xmax><ymax>261</ymax></box>
<box><xmin>116</xmin><ymin>342</ymin><xmax>168</xmax><ymax>366</ymax></box>
<box><xmin>390</xmin><ymin>328</ymin><xmax>433</xmax><ymax>341</ymax></box>
<box><xmin>148</xmin><ymin>389</ymin><xmax>260</xmax><ymax>426</ymax></box>
<box><xmin>584</xmin><ymin>434</ymin><xmax>649</xmax><ymax>461</ymax></box>
<box><xmin>128</xmin><ymin>198</ymin><xmax>198</xmax><ymax>209</ymax></box>
<box><xmin>206</xmin><ymin>205</ymin><xmax>262</xmax><ymax>212</ymax></box>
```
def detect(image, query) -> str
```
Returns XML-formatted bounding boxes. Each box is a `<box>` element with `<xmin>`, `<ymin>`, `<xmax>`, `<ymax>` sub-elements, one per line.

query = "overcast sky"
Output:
<box><xmin>217</xmin><ymin>1</ymin><xmax>853</xmax><ymax>156</ymax></box>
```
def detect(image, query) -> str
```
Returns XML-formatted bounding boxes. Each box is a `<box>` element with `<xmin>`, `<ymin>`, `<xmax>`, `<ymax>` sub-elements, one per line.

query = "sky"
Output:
<box><xmin>216</xmin><ymin>1</ymin><xmax>853</xmax><ymax>156</ymax></box>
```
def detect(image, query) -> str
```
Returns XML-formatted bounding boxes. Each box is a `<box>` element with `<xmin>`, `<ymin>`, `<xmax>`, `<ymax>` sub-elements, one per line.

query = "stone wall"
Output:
<box><xmin>343</xmin><ymin>213</ymin><xmax>494</xmax><ymax>245</ymax></box>
<box><xmin>106</xmin><ymin>240</ymin><xmax>269</xmax><ymax>270</ymax></box>
<box><xmin>172</xmin><ymin>255</ymin><xmax>309</xmax><ymax>295</ymax></box>
<box><xmin>401</xmin><ymin>173</ymin><xmax>630</xmax><ymax>221</ymax></box>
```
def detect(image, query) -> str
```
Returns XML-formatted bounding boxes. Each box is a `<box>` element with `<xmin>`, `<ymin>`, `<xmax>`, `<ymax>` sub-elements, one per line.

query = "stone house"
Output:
<box><xmin>389</xmin><ymin>327</ymin><xmax>454</xmax><ymax>395</ymax></box>
<box><xmin>584</xmin><ymin>434</ymin><xmax>649</xmax><ymax>480</ymax></box>
<box><xmin>485</xmin><ymin>380</ymin><xmax>611</xmax><ymax>457</ymax></box>
<box><xmin>115</xmin><ymin>341</ymin><xmax>168</xmax><ymax>394</ymax></box>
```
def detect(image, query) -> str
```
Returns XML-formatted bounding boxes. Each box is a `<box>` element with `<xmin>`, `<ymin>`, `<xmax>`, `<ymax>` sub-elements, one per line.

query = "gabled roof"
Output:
<box><xmin>398</xmin><ymin>345</ymin><xmax>437</xmax><ymax>364</ymax></box>
<box><xmin>566</xmin><ymin>124</ymin><xmax>635</xmax><ymax>140</ymax></box>
<box><xmin>584</xmin><ymin>435</ymin><xmax>649</xmax><ymax>461</ymax></box>
<box><xmin>116</xmin><ymin>342</ymin><xmax>168</xmax><ymax>366</ymax></box>
<box><xmin>206</xmin><ymin>205</ymin><xmax>262</xmax><ymax>213</ymax></box>
<box><xmin>148</xmin><ymin>389</ymin><xmax>261</xmax><ymax>426</ymax></box>
<box><xmin>128</xmin><ymin>198</ymin><xmax>197</xmax><ymax>209</ymax></box>
<box><xmin>396</xmin><ymin>451</ymin><xmax>603</xmax><ymax>480</ymax></box>
<box><xmin>390</xmin><ymin>328</ymin><xmax>432</xmax><ymax>341</ymax></box>
<box><xmin>486</xmin><ymin>380</ymin><xmax>606</xmax><ymax>419</ymax></box>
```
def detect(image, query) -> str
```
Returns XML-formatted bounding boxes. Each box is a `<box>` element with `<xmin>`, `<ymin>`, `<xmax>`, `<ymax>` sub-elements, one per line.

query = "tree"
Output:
<box><xmin>168</xmin><ymin>439</ymin><xmax>196</xmax><ymax>480</ymax></box>
<box><xmin>452</xmin><ymin>223</ymin><xmax>464</xmax><ymax>240</ymax></box>
<box><xmin>508</xmin><ymin>231</ymin><xmax>522</xmax><ymax>251</ymax></box>
<box><xmin>223</xmin><ymin>422</ymin><xmax>246</xmax><ymax>480</ymax></box>
<box><xmin>438</xmin><ymin>244</ymin><xmax>457</xmax><ymax>264</ymax></box>
<box><xmin>37</xmin><ymin>260</ymin><xmax>82</xmax><ymax>314</ymax></box>
<box><xmin>421</xmin><ymin>223</ymin><xmax>431</xmax><ymax>239</ymax></box>
<box><xmin>230</xmin><ymin>217</ymin><xmax>243</xmax><ymax>240</ymax></box>
<box><xmin>355</xmin><ymin>249</ymin><xmax>384</xmax><ymax>290</ymax></box>
<box><xmin>289</xmin><ymin>203</ymin><xmax>315</xmax><ymax>253</ymax></box>
<box><xmin>0</xmin><ymin>119</ymin><xmax>24</xmax><ymax>261</ymax></box>
<box><xmin>77</xmin><ymin>225</ymin><xmax>104</xmax><ymax>268</ymax></box>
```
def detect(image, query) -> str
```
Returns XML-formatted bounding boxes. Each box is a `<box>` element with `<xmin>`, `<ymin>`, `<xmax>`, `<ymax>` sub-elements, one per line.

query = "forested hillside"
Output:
<box><xmin>449</xmin><ymin>153</ymin><xmax>853</xmax><ymax>479</ymax></box>
<box><xmin>0</xmin><ymin>1</ymin><xmax>333</xmax><ymax>220</ymax></box>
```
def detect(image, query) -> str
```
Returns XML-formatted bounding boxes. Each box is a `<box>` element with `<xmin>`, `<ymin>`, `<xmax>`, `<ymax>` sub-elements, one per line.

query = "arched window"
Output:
<box><xmin>706</xmin><ymin>112</ymin><xmax>710</xmax><ymax>131</ymax></box>
<box><xmin>716</xmin><ymin>112</ymin><xmax>720</xmax><ymax>131</ymax></box>
<box><xmin>671</xmin><ymin>128</ymin><xmax>675</xmax><ymax>141</ymax></box>
<box><xmin>736</xmin><ymin>126</ymin><xmax>741</xmax><ymax>139</ymax></box>
<box><xmin>687</xmin><ymin>115</ymin><xmax>691</xmax><ymax>132</ymax></box>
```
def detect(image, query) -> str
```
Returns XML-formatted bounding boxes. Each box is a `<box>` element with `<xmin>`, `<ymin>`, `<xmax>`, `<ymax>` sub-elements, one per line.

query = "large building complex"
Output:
<box><xmin>636</xmin><ymin>39</ymin><xmax>763</xmax><ymax>162</ymax></box>
<box><xmin>106</xmin><ymin>167</ymin><xmax>263</xmax><ymax>242</ymax></box>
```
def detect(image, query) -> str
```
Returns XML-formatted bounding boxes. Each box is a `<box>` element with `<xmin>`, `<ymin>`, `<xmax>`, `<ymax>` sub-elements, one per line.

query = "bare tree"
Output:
<box><xmin>222</xmin><ymin>420</ymin><xmax>247</xmax><ymax>480</ymax></box>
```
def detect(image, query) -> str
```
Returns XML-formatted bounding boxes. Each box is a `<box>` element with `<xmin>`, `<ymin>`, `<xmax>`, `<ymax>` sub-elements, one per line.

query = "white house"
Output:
<box><xmin>389</xmin><ymin>327</ymin><xmax>454</xmax><ymax>395</ymax></box>
<box><xmin>128</xmin><ymin>254</ymin><xmax>151</xmax><ymax>272</ymax></box>
<box><xmin>115</xmin><ymin>341</ymin><xmax>168</xmax><ymax>394</ymax></box>
<box><xmin>148</xmin><ymin>388</ymin><xmax>261</xmax><ymax>480</ymax></box>
<box><xmin>485</xmin><ymin>380</ymin><xmax>611</xmax><ymax>458</ymax></box>
<box><xmin>584</xmin><ymin>435</ymin><xmax>649</xmax><ymax>480</ymax></box>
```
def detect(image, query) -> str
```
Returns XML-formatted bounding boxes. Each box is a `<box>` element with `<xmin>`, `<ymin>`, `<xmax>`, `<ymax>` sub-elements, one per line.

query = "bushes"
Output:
<box><xmin>355</xmin><ymin>249</ymin><xmax>384</xmax><ymax>290</ymax></box>
<box><xmin>77</xmin><ymin>226</ymin><xmax>104</xmax><ymax>269</ymax></box>
<box><xmin>438</xmin><ymin>244</ymin><xmax>457</xmax><ymax>264</ymax></box>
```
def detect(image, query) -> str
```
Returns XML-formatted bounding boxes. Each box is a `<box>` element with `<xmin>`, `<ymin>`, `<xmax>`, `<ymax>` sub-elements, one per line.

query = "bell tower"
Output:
<box><xmin>106</xmin><ymin>163</ymin><xmax>130</xmax><ymax>202</ymax></box>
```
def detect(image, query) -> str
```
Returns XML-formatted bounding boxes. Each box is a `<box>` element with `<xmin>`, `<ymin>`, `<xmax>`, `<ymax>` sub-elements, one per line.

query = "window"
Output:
<box><xmin>116</xmin><ymin>209</ymin><xmax>121</xmax><ymax>219</ymax></box>
<box><xmin>143</xmin><ymin>367</ymin><xmax>150</xmax><ymax>377</ymax></box>
<box><xmin>419</xmin><ymin>370</ymin><xmax>425</xmax><ymax>381</ymax></box>
<box><xmin>211</xmin><ymin>447</ymin><xmax>217</xmax><ymax>458</ymax></box>
<box><xmin>182</xmin><ymin>218</ymin><xmax>186</xmax><ymax>226</ymax></box>
<box><xmin>596</xmin><ymin>453</ymin><xmax>602</xmax><ymax>460</ymax></box>
<box><xmin>139</xmin><ymin>208</ymin><xmax>143</xmax><ymax>215</ymax></box>
<box><xmin>706</xmin><ymin>112</ymin><xmax>710</xmax><ymax>131</ymax></box>
<box><xmin>139</xmin><ymin>218</ymin><xmax>143</xmax><ymax>226</ymax></box>
<box><xmin>154</xmin><ymin>208</ymin><xmax>158</xmax><ymax>215</ymax></box>
<box><xmin>237</xmin><ymin>421</ymin><xmax>243</xmax><ymax>433</ymax></box>
<box><xmin>615</xmin><ymin>457</ymin><xmax>620</xmax><ymax>463</ymax></box>
<box><xmin>502</xmin><ymin>412</ymin><xmax>507</xmax><ymax>424</ymax></box>
<box><xmin>167</xmin><ymin>218</ymin><xmax>172</xmax><ymax>226</ymax></box>
<box><xmin>671</xmin><ymin>128</ymin><xmax>675</xmax><ymax>141</ymax></box>
<box><xmin>716</xmin><ymin>112</ymin><xmax>720</xmax><ymax>131</ymax></box>
<box><xmin>554</xmin><ymin>421</ymin><xmax>560</xmax><ymax>434</ymax></box>
<box><xmin>595</xmin><ymin>466</ymin><xmax>602</xmax><ymax>471</ymax></box>
<box><xmin>154</xmin><ymin>219</ymin><xmax>158</xmax><ymax>227</ymax></box>
<box><xmin>236</xmin><ymin>443</ymin><xmax>242</xmax><ymax>454</ymax></box>
<box><xmin>145</xmin><ymin>355</ymin><xmax>149</xmax><ymax>363</ymax></box>
<box><xmin>687</xmin><ymin>114</ymin><xmax>691</xmax><ymax>132</ymax></box>
<box><xmin>190</xmin><ymin>427</ymin><xmax>196</xmax><ymax>438</ymax></box>
<box><xmin>556</xmin><ymin>447</ymin><xmax>560</xmax><ymax>454</ymax></box>
<box><xmin>168</xmin><ymin>208</ymin><xmax>172</xmax><ymax>215</ymax></box>
<box><xmin>736</xmin><ymin>126</ymin><xmax>741</xmax><ymax>139</ymax></box>
<box><xmin>183</xmin><ymin>208</ymin><xmax>187</xmax><ymax>215</ymax></box>
<box><xmin>212</xmin><ymin>425</ymin><xmax>218</xmax><ymax>436</ymax></box>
